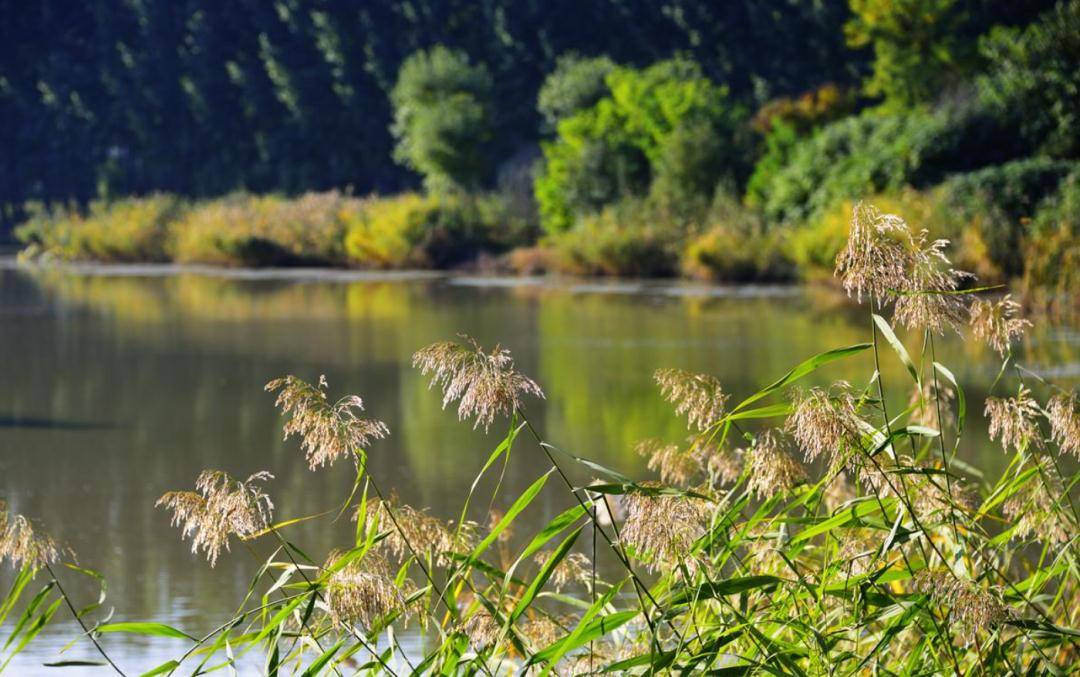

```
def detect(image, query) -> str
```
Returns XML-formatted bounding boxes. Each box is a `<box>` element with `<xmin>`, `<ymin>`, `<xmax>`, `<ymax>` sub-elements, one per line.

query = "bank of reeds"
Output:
<box><xmin>2</xmin><ymin>202</ymin><xmax>1079</xmax><ymax>674</ymax></box>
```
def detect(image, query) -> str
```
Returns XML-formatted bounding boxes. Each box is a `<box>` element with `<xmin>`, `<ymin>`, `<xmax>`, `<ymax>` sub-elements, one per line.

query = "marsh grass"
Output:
<box><xmin>2</xmin><ymin>202</ymin><xmax>1079</xmax><ymax>674</ymax></box>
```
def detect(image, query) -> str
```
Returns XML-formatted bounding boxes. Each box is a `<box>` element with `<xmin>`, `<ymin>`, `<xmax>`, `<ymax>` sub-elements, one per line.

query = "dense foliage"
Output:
<box><xmin>3</xmin><ymin>204</ymin><xmax>1079</xmax><ymax>673</ymax></box>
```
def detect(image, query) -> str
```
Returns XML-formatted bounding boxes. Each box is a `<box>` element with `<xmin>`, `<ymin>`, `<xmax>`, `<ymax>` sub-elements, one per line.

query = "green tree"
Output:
<box><xmin>535</xmin><ymin>59</ymin><xmax>747</xmax><ymax>233</ymax></box>
<box><xmin>845</xmin><ymin>0</ymin><xmax>973</xmax><ymax>108</ymax></box>
<box><xmin>390</xmin><ymin>46</ymin><xmax>494</xmax><ymax>193</ymax></box>
<box><xmin>537</xmin><ymin>54</ymin><xmax>616</xmax><ymax>130</ymax></box>
<box><xmin>978</xmin><ymin>0</ymin><xmax>1080</xmax><ymax>158</ymax></box>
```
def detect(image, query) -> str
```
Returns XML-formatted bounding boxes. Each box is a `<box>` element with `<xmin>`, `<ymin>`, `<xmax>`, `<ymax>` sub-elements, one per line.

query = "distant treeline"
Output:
<box><xmin>2</xmin><ymin>0</ymin><xmax>1050</xmax><ymax>225</ymax></box>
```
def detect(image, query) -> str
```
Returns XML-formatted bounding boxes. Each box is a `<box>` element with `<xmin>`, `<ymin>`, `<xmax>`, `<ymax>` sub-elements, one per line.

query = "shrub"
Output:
<box><xmin>750</xmin><ymin>83</ymin><xmax>858</xmax><ymax>136</ymax></box>
<box><xmin>535</xmin><ymin>58</ymin><xmax>748</xmax><ymax>234</ymax></box>
<box><xmin>344</xmin><ymin>193</ymin><xmax>523</xmax><ymax>269</ymax></box>
<box><xmin>15</xmin><ymin>195</ymin><xmax>181</xmax><ymax>262</ymax></box>
<box><xmin>1023</xmin><ymin>171</ymin><xmax>1080</xmax><ymax>307</ymax></box>
<box><xmin>547</xmin><ymin>201</ymin><xmax>679</xmax><ymax>277</ymax></box>
<box><xmin>536</xmin><ymin>54</ymin><xmax>617</xmax><ymax>130</ymax></box>
<box><xmin>171</xmin><ymin>192</ymin><xmax>350</xmax><ymax>267</ymax></box>
<box><xmin>681</xmin><ymin>201</ymin><xmax>795</xmax><ymax>282</ymax></box>
<box><xmin>390</xmin><ymin>46</ymin><xmax>494</xmax><ymax>193</ymax></box>
<box><xmin>978</xmin><ymin>0</ymin><xmax>1080</xmax><ymax>159</ymax></box>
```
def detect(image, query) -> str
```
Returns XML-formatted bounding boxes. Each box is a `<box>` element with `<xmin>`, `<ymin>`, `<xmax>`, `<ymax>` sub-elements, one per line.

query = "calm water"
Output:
<box><xmin>2</xmin><ymin>259</ymin><xmax>1078</xmax><ymax>673</ymax></box>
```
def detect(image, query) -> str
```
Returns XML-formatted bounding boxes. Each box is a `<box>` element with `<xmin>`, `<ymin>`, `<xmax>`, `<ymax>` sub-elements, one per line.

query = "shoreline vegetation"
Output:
<box><xmin>2</xmin><ymin>203</ymin><xmax>1078</xmax><ymax>673</ymax></box>
<box><xmin>13</xmin><ymin>175</ymin><xmax>1079</xmax><ymax>310</ymax></box>
<box><xmin>11</xmin><ymin>1</ymin><xmax>1080</xmax><ymax>311</ymax></box>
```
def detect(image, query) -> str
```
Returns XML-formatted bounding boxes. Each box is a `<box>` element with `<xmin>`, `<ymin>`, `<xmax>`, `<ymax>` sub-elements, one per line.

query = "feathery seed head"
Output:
<box><xmin>637</xmin><ymin>438</ymin><xmax>697</xmax><ymax>486</ymax></box>
<box><xmin>985</xmin><ymin>387</ymin><xmax>1042</xmax><ymax>453</ymax></box>
<box><xmin>0</xmin><ymin>505</ymin><xmax>65</xmax><ymax>570</ymax></box>
<box><xmin>356</xmin><ymin>497</ymin><xmax>466</xmax><ymax>567</ymax></box>
<box><xmin>654</xmin><ymin>369</ymin><xmax>729</xmax><ymax>431</ymax></box>
<box><xmin>1046</xmin><ymin>391</ymin><xmax>1080</xmax><ymax>459</ymax></box>
<box><xmin>619</xmin><ymin>482</ymin><xmax>710</xmax><ymax>572</ymax></box>
<box><xmin>157</xmin><ymin>469</ymin><xmax>274</xmax><ymax>567</ymax></box>
<box><xmin>412</xmin><ymin>338</ymin><xmax>544</xmax><ymax>431</ymax></box>
<box><xmin>914</xmin><ymin>570</ymin><xmax>1010</xmax><ymax>643</ymax></box>
<box><xmin>533</xmin><ymin>550</ymin><xmax>591</xmax><ymax>592</ymax></box>
<box><xmin>892</xmin><ymin>232</ymin><xmax>969</xmax><ymax>335</ymax></box>
<box><xmin>747</xmin><ymin>430</ymin><xmax>808</xmax><ymax>499</ymax></box>
<box><xmin>266</xmin><ymin>375</ymin><xmax>389</xmax><ymax>470</ymax></box>
<box><xmin>786</xmin><ymin>384</ymin><xmax>863</xmax><ymax>468</ymax></box>
<box><xmin>969</xmin><ymin>296</ymin><xmax>1030</xmax><ymax>356</ymax></box>
<box><xmin>460</xmin><ymin>609</ymin><xmax>501</xmax><ymax>650</ymax></box>
<box><xmin>835</xmin><ymin>203</ymin><xmax>913</xmax><ymax>304</ymax></box>
<box><xmin>323</xmin><ymin>550</ymin><xmax>405</xmax><ymax>630</ymax></box>
<box><xmin>1001</xmin><ymin>465</ymin><xmax>1074</xmax><ymax>545</ymax></box>
<box><xmin>908</xmin><ymin>379</ymin><xmax>956</xmax><ymax>431</ymax></box>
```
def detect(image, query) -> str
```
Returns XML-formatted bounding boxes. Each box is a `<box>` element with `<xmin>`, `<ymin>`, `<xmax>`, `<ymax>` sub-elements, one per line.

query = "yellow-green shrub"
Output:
<box><xmin>16</xmin><ymin>195</ymin><xmax>181</xmax><ymax>262</ymax></box>
<box><xmin>344</xmin><ymin>193</ymin><xmax>521</xmax><ymax>269</ymax></box>
<box><xmin>547</xmin><ymin>203</ymin><xmax>679</xmax><ymax>277</ymax></box>
<box><xmin>171</xmin><ymin>192</ymin><xmax>350</xmax><ymax>266</ymax></box>
<box><xmin>682</xmin><ymin>225</ymin><xmax>793</xmax><ymax>282</ymax></box>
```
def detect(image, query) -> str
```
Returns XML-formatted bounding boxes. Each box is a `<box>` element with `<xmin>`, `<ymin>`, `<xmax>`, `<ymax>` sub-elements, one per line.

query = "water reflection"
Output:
<box><xmin>1</xmin><ymin>262</ymin><xmax>1078</xmax><ymax>671</ymax></box>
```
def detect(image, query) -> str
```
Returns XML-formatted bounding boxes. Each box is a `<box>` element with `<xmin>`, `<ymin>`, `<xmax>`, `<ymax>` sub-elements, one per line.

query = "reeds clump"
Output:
<box><xmin>265</xmin><ymin>375</ymin><xmax>389</xmax><ymax>469</ymax></box>
<box><xmin>24</xmin><ymin>200</ymin><xmax>1080</xmax><ymax>675</ymax></box>
<box><xmin>413</xmin><ymin>338</ymin><xmax>544</xmax><ymax>430</ymax></box>
<box><xmin>156</xmin><ymin>470</ymin><xmax>274</xmax><ymax>566</ymax></box>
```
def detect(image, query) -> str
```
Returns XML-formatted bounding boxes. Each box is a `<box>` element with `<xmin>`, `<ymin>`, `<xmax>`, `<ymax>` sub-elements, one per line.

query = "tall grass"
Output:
<box><xmin>2</xmin><ymin>202</ymin><xmax>1079</xmax><ymax>674</ymax></box>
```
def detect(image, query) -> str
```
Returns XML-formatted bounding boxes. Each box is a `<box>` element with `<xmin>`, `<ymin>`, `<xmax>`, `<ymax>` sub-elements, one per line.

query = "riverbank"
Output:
<box><xmin>12</xmin><ymin>185</ymin><xmax>1079</xmax><ymax>309</ymax></box>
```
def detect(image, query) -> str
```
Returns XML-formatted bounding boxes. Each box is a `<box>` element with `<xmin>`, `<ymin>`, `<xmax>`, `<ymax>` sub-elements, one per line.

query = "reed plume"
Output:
<box><xmin>157</xmin><ymin>470</ymin><xmax>274</xmax><ymax>566</ymax></box>
<box><xmin>356</xmin><ymin>496</ymin><xmax>468</xmax><ymax>566</ymax></box>
<box><xmin>1046</xmin><ymin>391</ymin><xmax>1080</xmax><ymax>459</ymax></box>
<box><xmin>908</xmin><ymin>379</ymin><xmax>956</xmax><ymax>431</ymax></box>
<box><xmin>412</xmin><ymin>338</ymin><xmax>544</xmax><ymax>431</ymax></box>
<box><xmin>534</xmin><ymin>550</ymin><xmax>591</xmax><ymax>592</ymax></box>
<box><xmin>747</xmin><ymin>430</ymin><xmax>808</xmax><ymax>499</ymax></box>
<box><xmin>323</xmin><ymin>550</ymin><xmax>405</xmax><ymax>630</ymax></box>
<box><xmin>985</xmin><ymin>386</ymin><xmax>1042</xmax><ymax>453</ymax></box>
<box><xmin>460</xmin><ymin>608</ymin><xmax>501</xmax><ymax>650</ymax></box>
<box><xmin>654</xmin><ymin>368</ymin><xmax>729</xmax><ymax>430</ymax></box>
<box><xmin>914</xmin><ymin>570</ymin><xmax>1010</xmax><ymax>643</ymax></box>
<box><xmin>636</xmin><ymin>438</ymin><xmax>697</xmax><ymax>486</ymax></box>
<box><xmin>265</xmin><ymin>375</ymin><xmax>389</xmax><ymax>470</ymax></box>
<box><xmin>619</xmin><ymin>483</ymin><xmax>710</xmax><ymax>572</ymax></box>
<box><xmin>785</xmin><ymin>384</ymin><xmax>863</xmax><ymax>468</ymax></box>
<box><xmin>0</xmin><ymin>503</ymin><xmax>64</xmax><ymax>570</ymax></box>
<box><xmin>969</xmin><ymin>295</ymin><xmax>1030</xmax><ymax>356</ymax></box>
<box><xmin>1001</xmin><ymin>465</ymin><xmax>1073</xmax><ymax>545</ymax></box>
<box><xmin>834</xmin><ymin>202</ymin><xmax>912</xmax><ymax>304</ymax></box>
<box><xmin>891</xmin><ymin>231</ymin><xmax>969</xmax><ymax>334</ymax></box>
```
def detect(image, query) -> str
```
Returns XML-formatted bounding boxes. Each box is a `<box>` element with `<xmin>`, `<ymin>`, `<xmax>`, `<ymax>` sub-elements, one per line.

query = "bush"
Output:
<box><xmin>682</xmin><ymin>225</ymin><xmax>794</xmax><ymax>283</ymax></box>
<box><xmin>758</xmin><ymin>101</ymin><xmax>1029</xmax><ymax>224</ymax></box>
<box><xmin>344</xmin><ymin>193</ymin><xmax>523</xmax><ymax>269</ymax></box>
<box><xmin>537</xmin><ymin>54</ymin><xmax>617</xmax><ymax>130</ymax></box>
<box><xmin>171</xmin><ymin>192</ymin><xmax>350</xmax><ymax>267</ymax></box>
<box><xmin>15</xmin><ymin>195</ymin><xmax>181</xmax><ymax>262</ymax></box>
<box><xmin>1023</xmin><ymin>171</ymin><xmax>1080</xmax><ymax>307</ymax></box>
<box><xmin>535</xmin><ymin>58</ymin><xmax>749</xmax><ymax>234</ymax></box>
<box><xmin>547</xmin><ymin>201</ymin><xmax>679</xmax><ymax>277</ymax></box>
<box><xmin>390</xmin><ymin>46</ymin><xmax>494</xmax><ymax>193</ymax></box>
<box><xmin>978</xmin><ymin>0</ymin><xmax>1080</xmax><ymax>159</ymax></box>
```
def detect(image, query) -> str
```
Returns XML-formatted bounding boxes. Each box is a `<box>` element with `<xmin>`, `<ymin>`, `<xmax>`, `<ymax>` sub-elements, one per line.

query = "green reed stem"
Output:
<box><xmin>44</xmin><ymin>562</ymin><xmax>127</xmax><ymax>677</ymax></box>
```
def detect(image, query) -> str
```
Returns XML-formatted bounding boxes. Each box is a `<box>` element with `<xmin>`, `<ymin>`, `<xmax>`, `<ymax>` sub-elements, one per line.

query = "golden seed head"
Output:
<box><xmin>785</xmin><ymin>383</ymin><xmax>863</xmax><ymax>467</ymax></box>
<box><xmin>460</xmin><ymin>609</ymin><xmax>501</xmax><ymax>650</ymax></box>
<box><xmin>969</xmin><ymin>295</ymin><xmax>1030</xmax><ymax>356</ymax></box>
<box><xmin>834</xmin><ymin>202</ymin><xmax>912</xmax><ymax>304</ymax></box>
<box><xmin>412</xmin><ymin>338</ymin><xmax>544</xmax><ymax>431</ymax></box>
<box><xmin>520</xmin><ymin>615</ymin><xmax>564</xmax><ymax>652</ymax></box>
<box><xmin>1001</xmin><ymin>464</ymin><xmax>1074</xmax><ymax>545</ymax></box>
<box><xmin>533</xmin><ymin>550</ymin><xmax>591</xmax><ymax>592</ymax></box>
<box><xmin>985</xmin><ymin>387</ymin><xmax>1042</xmax><ymax>453</ymax></box>
<box><xmin>266</xmin><ymin>375</ymin><xmax>389</xmax><ymax>470</ymax></box>
<box><xmin>1046</xmin><ymin>391</ymin><xmax>1080</xmax><ymax>459</ymax></box>
<box><xmin>156</xmin><ymin>469</ymin><xmax>274</xmax><ymax>567</ymax></box>
<box><xmin>691</xmin><ymin>439</ymin><xmax>744</xmax><ymax>487</ymax></box>
<box><xmin>654</xmin><ymin>368</ymin><xmax>729</xmax><ymax>431</ymax></box>
<box><xmin>914</xmin><ymin>570</ymin><xmax>1010</xmax><ymax>643</ymax></box>
<box><xmin>892</xmin><ymin>232</ymin><xmax>969</xmax><ymax>335</ymax></box>
<box><xmin>908</xmin><ymin>379</ymin><xmax>956</xmax><ymax>431</ymax></box>
<box><xmin>636</xmin><ymin>438</ymin><xmax>697</xmax><ymax>486</ymax></box>
<box><xmin>0</xmin><ymin>505</ymin><xmax>65</xmax><ymax>570</ymax></box>
<box><xmin>323</xmin><ymin>550</ymin><xmax>405</xmax><ymax>630</ymax></box>
<box><xmin>619</xmin><ymin>482</ymin><xmax>711</xmax><ymax>573</ymax></box>
<box><xmin>355</xmin><ymin>497</ymin><xmax>466</xmax><ymax>567</ymax></box>
<box><xmin>747</xmin><ymin>430</ymin><xmax>808</xmax><ymax>499</ymax></box>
